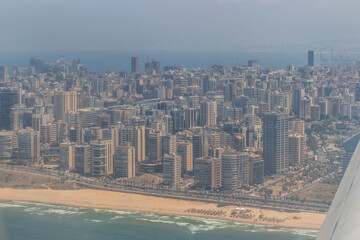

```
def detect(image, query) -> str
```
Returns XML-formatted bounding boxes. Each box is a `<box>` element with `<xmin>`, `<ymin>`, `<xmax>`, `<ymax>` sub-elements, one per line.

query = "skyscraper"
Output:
<box><xmin>114</xmin><ymin>143</ymin><xmax>135</xmax><ymax>179</ymax></box>
<box><xmin>221</xmin><ymin>151</ymin><xmax>249</xmax><ymax>190</ymax></box>
<box><xmin>289</xmin><ymin>134</ymin><xmax>306</xmax><ymax>167</ymax></box>
<box><xmin>90</xmin><ymin>140</ymin><xmax>113</xmax><ymax>177</ymax></box>
<box><xmin>177</xmin><ymin>141</ymin><xmax>193</xmax><ymax>173</ymax></box>
<box><xmin>194</xmin><ymin>157</ymin><xmax>221</xmax><ymax>189</ymax></box>
<box><xmin>74</xmin><ymin>145</ymin><xmax>91</xmax><ymax>174</ymax></box>
<box><xmin>200</xmin><ymin>101</ymin><xmax>217</xmax><ymax>126</ymax></box>
<box><xmin>15</xmin><ymin>129</ymin><xmax>40</xmax><ymax>163</ymax></box>
<box><xmin>0</xmin><ymin>66</ymin><xmax>8</xmax><ymax>82</ymax></box>
<box><xmin>263</xmin><ymin>112</ymin><xmax>289</xmax><ymax>175</ymax></box>
<box><xmin>0</xmin><ymin>88</ymin><xmax>21</xmax><ymax>130</ymax></box>
<box><xmin>131</xmin><ymin>57</ymin><xmax>139</xmax><ymax>74</ymax></box>
<box><xmin>163</xmin><ymin>153</ymin><xmax>181</xmax><ymax>186</ymax></box>
<box><xmin>308</xmin><ymin>50</ymin><xmax>314</xmax><ymax>67</ymax></box>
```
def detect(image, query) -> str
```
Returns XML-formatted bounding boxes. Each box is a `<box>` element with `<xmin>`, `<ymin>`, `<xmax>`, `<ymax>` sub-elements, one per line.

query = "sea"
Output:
<box><xmin>0</xmin><ymin>50</ymin><xmax>317</xmax><ymax>74</ymax></box>
<box><xmin>0</xmin><ymin>200</ymin><xmax>318</xmax><ymax>240</ymax></box>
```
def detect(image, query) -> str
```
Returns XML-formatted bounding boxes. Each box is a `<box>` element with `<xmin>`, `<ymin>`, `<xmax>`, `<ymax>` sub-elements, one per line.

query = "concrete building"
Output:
<box><xmin>308</xmin><ymin>50</ymin><xmax>314</xmax><ymax>67</ymax></box>
<box><xmin>147</xmin><ymin>132</ymin><xmax>162</xmax><ymax>162</ymax></box>
<box><xmin>0</xmin><ymin>66</ymin><xmax>8</xmax><ymax>82</ymax></box>
<box><xmin>289</xmin><ymin>134</ymin><xmax>306</xmax><ymax>167</ymax></box>
<box><xmin>115</xmin><ymin>124</ymin><xmax>146</xmax><ymax>162</ymax></box>
<box><xmin>192</xmin><ymin>134</ymin><xmax>207</xmax><ymax>160</ymax></box>
<box><xmin>200</xmin><ymin>101</ymin><xmax>217</xmax><ymax>126</ymax></box>
<box><xmin>90</xmin><ymin>140</ymin><xmax>113</xmax><ymax>177</ymax></box>
<box><xmin>53</xmin><ymin>91</ymin><xmax>77</xmax><ymax>121</ymax></box>
<box><xmin>177</xmin><ymin>141</ymin><xmax>193</xmax><ymax>173</ymax></box>
<box><xmin>184</xmin><ymin>108</ymin><xmax>197</xmax><ymax>129</ymax></box>
<box><xmin>131</xmin><ymin>57</ymin><xmax>139</xmax><ymax>74</ymax></box>
<box><xmin>163</xmin><ymin>154</ymin><xmax>181</xmax><ymax>186</ymax></box>
<box><xmin>263</xmin><ymin>112</ymin><xmax>289</xmax><ymax>175</ymax></box>
<box><xmin>300</xmin><ymin>97</ymin><xmax>311</xmax><ymax>120</ymax></box>
<box><xmin>74</xmin><ymin>145</ymin><xmax>91</xmax><ymax>174</ymax></box>
<box><xmin>194</xmin><ymin>157</ymin><xmax>221</xmax><ymax>189</ymax></box>
<box><xmin>221</xmin><ymin>151</ymin><xmax>249</xmax><ymax>190</ymax></box>
<box><xmin>0</xmin><ymin>131</ymin><xmax>13</xmax><ymax>161</ymax></box>
<box><xmin>15</xmin><ymin>129</ymin><xmax>40</xmax><ymax>163</ymax></box>
<box><xmin>60</xmin><ymin>142</ymin><xmax>75</xmax><ymax>171</ymax></box>
<box><xmin>249</xmin><ymin>154</ymin><xmax>264</xmax><ymax>185</ymax></box>
<box><xmin>114</xmin><ymin>143</ymin><xmax>135</xmax><ymax>178</ymax></box>
<box><xmin>310</xmin><ymin>105</ymin><xmax>321</xmax><ymax>121</ymax></box>
<box><xmin>0</xmin><ymin>88</ymin><xmax>21</xmax><ymax>130</ymax></box>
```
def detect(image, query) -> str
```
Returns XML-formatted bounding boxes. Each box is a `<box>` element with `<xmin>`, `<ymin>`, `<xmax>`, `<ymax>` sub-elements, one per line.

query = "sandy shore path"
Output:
<box><xmin>0</xmin><ymin>188</ymin><xmax>325</xmax><ymax>229</ymax></box>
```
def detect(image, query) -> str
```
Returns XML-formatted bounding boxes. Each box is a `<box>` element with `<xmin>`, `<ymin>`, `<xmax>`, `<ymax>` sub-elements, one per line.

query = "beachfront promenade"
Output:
<box><xmin>0</xmin><ymin>164</ymin><xmax>330</xmax><ymax>213</ymax></box>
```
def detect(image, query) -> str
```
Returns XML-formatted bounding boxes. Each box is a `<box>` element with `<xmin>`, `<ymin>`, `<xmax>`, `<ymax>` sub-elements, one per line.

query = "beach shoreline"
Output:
<box><xmin>0</xmin><ymin>188</ymin><xmax>325</xmax><ymax>229</ymax></box>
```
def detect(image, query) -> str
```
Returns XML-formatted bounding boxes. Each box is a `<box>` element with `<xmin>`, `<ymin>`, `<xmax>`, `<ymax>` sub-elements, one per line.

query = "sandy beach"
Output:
<box><xmin>0</xmin><ymin>188</ymin><xmax>325</xmax><ymax>229</ymax></box>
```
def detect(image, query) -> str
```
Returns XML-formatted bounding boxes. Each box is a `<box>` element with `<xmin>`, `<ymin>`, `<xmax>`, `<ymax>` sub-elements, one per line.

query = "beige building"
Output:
<box><xmin>177</xmin><ymin>141</ymin><xmax>193</xmax><ymax>173</ymax></box>
<box><xmin>53</xmin><ymin>91</ymin><xmax>77</xmax><ymax>121</ymax></box>
<box><xmin>289</xmin><ymin>134</ymin><xmax>306</xmax><ymax>167</ymax></box>
<box><xmin>90</xmin><ymin>140</ymin><xmax>113</xmax><ymax>177</ymax></box>
<box><xmin>114</xmin><ymin>143</ymin><xmax>135</xmax><ymax>179</ymax></box>
<box><xmin>15</xmin><ymin>129</ymin><xmax>40</xmax><ymax>163</ymax></box>
<box><xmin>194</xmin><ymin>157</ymin><xmax>221</xmax><ymax>189</ymax></box>
<box><xmin>60</xmin><ymin>142</ymin><xmax>75</xmax><ymax>171</ymax></box>
<box><xmin>114</xmin><ymin>124</ymin><xmax>146</xmax><ymax>162</ymax></box>
<box><xmin>163</xmin><ymin>154</ymin><xmax>181</xmax><ymax>187</ymax></box>
<box><xmin>0</xmin><ymin>131</ymin><xmax>13</xmax><ymax>161</ymax></box>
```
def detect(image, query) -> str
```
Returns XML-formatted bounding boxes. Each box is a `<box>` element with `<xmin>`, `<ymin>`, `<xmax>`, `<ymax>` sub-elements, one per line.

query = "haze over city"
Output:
<box><xmin>1</xmin><ymin>1</ymin><xmax>360</xmax><ymax>240</ymax></box>
<box><xmin>1</xmin><ymin>0</ymin><xmax>360</xmax><ymax>52</ymax></box>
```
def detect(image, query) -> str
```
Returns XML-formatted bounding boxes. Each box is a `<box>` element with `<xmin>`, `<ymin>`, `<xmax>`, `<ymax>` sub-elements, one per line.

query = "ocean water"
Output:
<box><xmin>0</xmin><ymin>200</ymin><xmax>318</xmax><ymax>240</ymax></box>
<box><xmin>0</xmin><ymin>50</ymin><xmax>312</xmax><ymax>74</ymax></box>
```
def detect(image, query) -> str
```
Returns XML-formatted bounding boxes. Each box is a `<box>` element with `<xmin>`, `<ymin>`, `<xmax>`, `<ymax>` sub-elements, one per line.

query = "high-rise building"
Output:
<box><xmin>221</xmin><ymin>151</ymin><xmax>237</xmax><ymax>190</ymax></box>
<box><xmin>114</xmin><ymin>143</ymin><xmax>135</xmax><ymax>179</ymax></box>
<box><xmin>289</xmin><ymin>134</ymin><xmax>306</xmax><ymax>167</ymax></box>
<box><xmin>60</xmin><ymin>142</ymin><xmax>75</xmax><ymax>171</ymax></box>
<box><xmin>151</xmin><ymin>60</ymin><xmax>160</xmax><ymax>74</ymax></box>
<box><xmin>292</xmin><ymin>88</ymin><xmax>305</xmax><ymax>116</ymax></box>
<box><xmin>0</xmin><ymin>131</ymin><xmax>13</xmax><ymax>161</ymax></box>
<box><xmin>184</xmin><ymin>108</ymin><xmax>197</xmax><ymax>129</ymax></box>
<box><xmin>221</xmin><ymin>151</ymin><xmax>249</xmax><ymax>190</ymax></box>
<box><xmin>161</xmin><ymin>135</ymin><xmax>177</xmax><ymax>156</ymax></box>
<box><xmin>194</xmin><ymin>157</ymin><xmax>221</xmax><ymax>189</ymax></box>
<box><xmin>53</xmin><ymin>91</ymin><xmax>77</xmax><ymax>121</ymax></box>
<box><xmin>177</xmin><ymin>141</ymin><xmax>193</xmax><ymax>173</ymax></box>
<box><xmin>74</xmin><ymin>145</ymin><xmax>91</xmax><ymax>174</ymax></box>
<box><xmin>308</xmin><ymin>50</ymin><xmax>314</xmax><ymax>67</ymax></box>
<box><xmin>171</xmin><ymin>109</ymin><xmax>185</xmax><ymax>132</ymax></box>
<box><xmin>15</xmin><ymin>129</ymin><xmax>40</xmax><ymax>163</ymax></box>
<box><xmin>145</xmin><ymin>60</ymin><xmax>160</xmax><ymax>75</ymax></box>
<box><xmin>248</xmin><ymin>60</ymin><xmax>258</xmax><ymax>67</ymax></box>
<box><xmin>147</xmin><ymin>132</ymin><xmax>162</xmax><ymax>162</ymax></box>
<box><xmin>90</xmin><ymin>140</ymin><xmax>113</xmax><ymax>177</ymax></box>
<box><xmin>163</xmin><ymin>154</ymin><xmax>181</xmax><ymax>186</ymax></box>
<box><xmin>0</xmin><ymin>89</ymin><xmax>21</xmax><ymax>130</ymax></box>
<box><xmin>131</xmin><ymin>57</ymin><xmax>139</xmax><ymax>74</ymax></box>
<box><xmin>233</xmin><ymin>135</ymin><xmax>245</xmax><ymax>152</ymax></box>
<box><xmin>300</xmin><ymin>97</ymin><xmax>311</xmax><ymax>120</ymax></box>
<box><xmin>0</xmin><ymin>66</ymin><xmax>9</xmax><ymax>82</ymax></box>
<box><xmin>263</xmin><ymin>112</ymin><xmax>289</xmax><ymax>175</ymax></box>
<box><xmin>192</xmin><ymin>135</ymin><xmax>207</xmax><ymax>160</ymax></box>
<box><xmin>249</xmin><ymin>154</ymin><xmax>264</xmax><ymax>185</ymax></box>
<box><xmin>310</xmin><ymin>105</ymin><xmax>321</xmax><ymax>121</ymax></box>
<box><xmin>114</xmin><ymin>124</ymin><xmax>146</xmax><ymax>162</ymax></box>
<box><xmin>200</xmin><ymin>101</ymin><xmax>217</xmax><ymax>126</ymax></box>
<box><xmin>289</xmin><ymin>119</ymin><xmax>305</xmax><ymax>135</ymax></box>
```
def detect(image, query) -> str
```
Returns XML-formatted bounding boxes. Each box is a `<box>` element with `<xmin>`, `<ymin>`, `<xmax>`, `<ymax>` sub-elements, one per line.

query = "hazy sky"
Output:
<box><xmin>0</xmin><ymin>0</ymin><xmax>359</xmax><ymax>51</ymax></box>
